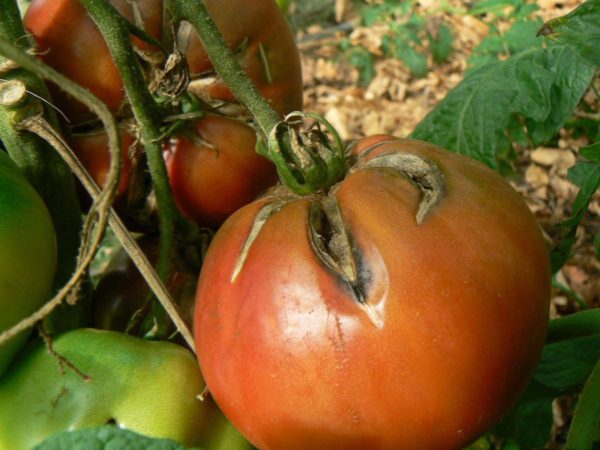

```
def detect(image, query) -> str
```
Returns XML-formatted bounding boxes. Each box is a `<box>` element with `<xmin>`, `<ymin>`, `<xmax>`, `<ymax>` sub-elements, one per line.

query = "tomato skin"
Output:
<box><xmin>193</xmin><ymin>138</ymin><xmax>551</xmax><ymax>450</ymax></box>
<box><xmin>0</xmin><ymin>151</ymin><xmax>57</xmax><ymax>376</ymax></box>
<box><xmin>23</xmin><ymin>0</ymin><xmax>162</xmax><ymax>118</ymax></box>
<box><xmin>67</xmin><ymin>128</ymin><xmax>135</xmax><ymax>202</ymax></box>
<box><xmin>0</xmin><ymin>329</ymin><xmax>209</xmax><ymax>449</ymax></box>
<box><xmin>164</xmin><ymin>115</ymin><xmax>278</xmax><ymax>228</ymax></box>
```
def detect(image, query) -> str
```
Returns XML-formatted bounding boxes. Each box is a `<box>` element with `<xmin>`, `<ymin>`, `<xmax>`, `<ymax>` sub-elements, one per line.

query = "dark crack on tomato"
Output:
<box><xmin>308</xmin><ymin>197</ymin><xmax>368</xmax><ymax>303</ymax></box>
<box><xmin>352</xmin><ymin>151</ymin><xmax>446</xmax><ymax>224</ymax></box>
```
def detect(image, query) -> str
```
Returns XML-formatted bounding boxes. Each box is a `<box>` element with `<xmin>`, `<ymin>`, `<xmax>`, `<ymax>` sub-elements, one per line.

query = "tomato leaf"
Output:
<box><xmin>547</xmin><ymin>309</ymin><xmax>600</xmax><ymax>343</ymax></box>
<box><xmin>32</xmin><ymin>427</ymin><xmax>199</xmax><ymax>450</ymax></box>
<box><xmin>411</xmin><ymin>45</ymin><xmax>594</xmax><ymax>167</ymax></box>
<box><xmin>550</xmin><ymin>143</ymin><xmax>600</xmax><ymax>272</ymax></box>
<box><xmin>534</xmin><ymin>336</ymin><xmax>600</xmax><ymax>390</ymax></box>
<box><xmin>468</xmin><ymin>19</ymin><xmax>544</xmax><ymax>72</ymax></box>
<box><xmin>429</xmin><ymin>23</ymin><xmax>453</xmax><ymax>64</ymax></box>
<box><xmin>492</xmin><ymin>380</ymin><xmax>556</xmax><ymax>449</ymax></box>
<box><xmin>538</xmin><ymin>0</ymin><xmax>600</xmax><ymax>68</ymax></box>
<box><xmin>565</xmin><ymin>360</ymin><xmax>600</xmax><ymax>450</ymax></box>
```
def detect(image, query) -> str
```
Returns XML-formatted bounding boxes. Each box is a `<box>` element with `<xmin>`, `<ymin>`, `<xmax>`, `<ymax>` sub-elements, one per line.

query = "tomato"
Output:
<box><xmin>164</xmin><ymin>114</ymin><xmax>278</xmax><ymax>228</ymax></box>
<box><xmin>193</xmin><ymin>137</ymin><xmax>551</xmax><ymax>450</ymax></box>
<box><xmin>23</xmin><ymin>0</ymin><xmax>162</xmax><ymax>118</ymax></box>
<box><xmin>67</xmin><ymin>127</ymin><xmax>136</xmax><ymax>203</ymax></box>
<box><xmin>0</xmin><ymin>150</ymin><xmax>57</xmax><ymax>376</ymax></box>
<box><xmin>24</xmin><ymin>0</ymin><xmax>302</xmax><ymax>119</ymax></box>
<box><xmin>0</xmin><ymin>329</ymin><xmax>208</xmax><ymax>449</ymax></box>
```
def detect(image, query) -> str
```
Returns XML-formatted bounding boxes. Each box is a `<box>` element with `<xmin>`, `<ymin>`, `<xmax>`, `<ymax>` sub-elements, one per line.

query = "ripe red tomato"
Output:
<box><xmin>67</xmin><ymin>128</ymin><xmax>135</xmax><ymax>202</ymax></box>
<box><xmin>23</xmin><ymin>0</ymin><xmax>162</xmax><ymax>118</ymax></box>
<box><xmin>164</xmin><ymin>115</ymin><xmax>278</xmax><ymax>228</ymax></box>
<box><xmin>193</xmin><ymin>137</ymin><xmax>551</xmax><ymax>450</ymax></box>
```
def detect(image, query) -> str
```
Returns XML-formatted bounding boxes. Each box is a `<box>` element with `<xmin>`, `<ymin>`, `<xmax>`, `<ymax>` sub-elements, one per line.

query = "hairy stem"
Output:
<box><xmin>79</xmin><ymin>0</ymin><xmax>188</xmax><ymax>335</ymax></box>
<box><xmin>0</xmin><ymin>0</ymin><xmax>82</xmax><ymax>288</ymax></box>
<box><xmin>165</xmin><ymin>0</ymin><xmax>280</xmax><ymax>137</ymax></box>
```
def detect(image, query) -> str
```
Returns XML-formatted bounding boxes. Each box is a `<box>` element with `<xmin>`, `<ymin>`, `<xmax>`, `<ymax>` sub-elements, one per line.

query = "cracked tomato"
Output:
<box><xmin>193</xmin><ymin>137</ymin><xmax>551</xmax><ymax>450</ymax></box>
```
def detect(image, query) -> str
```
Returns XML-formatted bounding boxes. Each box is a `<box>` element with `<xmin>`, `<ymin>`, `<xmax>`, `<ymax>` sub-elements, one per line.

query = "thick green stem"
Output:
<box><xmin>165</xmin><ymin>0</ymin><xmax>280</xmax><ymax>137</ymax></box>
<box><xmin>0</xmin><ymin>0</ymin><xmax>82</xmax><ymax>288</ymax></box>
<box><xmin>78</xmin><ymin>0</ymin><xmax>177</xmax><ymax>290</ymax></box>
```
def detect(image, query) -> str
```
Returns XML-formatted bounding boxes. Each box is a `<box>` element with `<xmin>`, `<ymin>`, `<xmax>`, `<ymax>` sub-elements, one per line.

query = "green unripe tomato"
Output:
<box><xmin>0</xmin><ymin>329</ymin><xmax>211</xmax><ymax>449</ymax></box>
<box><xmin>0</xmin><ymin>150</ymin><xmax>57</xmax><ymax>375</ymax></box>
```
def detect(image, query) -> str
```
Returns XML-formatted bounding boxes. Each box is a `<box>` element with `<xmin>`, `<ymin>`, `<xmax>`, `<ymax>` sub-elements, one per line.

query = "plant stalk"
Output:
<box><xmin>0</xmin><ymin>0</ymin><xmax>82</xmax><ymax>289</ymax></box>
<box><xmin>78</xmin><ymin>0</ymin><xmax>180</xmax><ymax>323</ymax></box>
<box><xmin>165</xmin><ymin>0</ymin><xmax>280</xmax><ymax>137</ymax></box>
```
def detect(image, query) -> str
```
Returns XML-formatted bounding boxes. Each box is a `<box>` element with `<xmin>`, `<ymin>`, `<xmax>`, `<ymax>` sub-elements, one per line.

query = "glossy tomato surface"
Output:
<box><xmin>0</xmin><ymin>329</ymin><xmax>209</xmax><ymax>450</ymax></box>
<box><xmin>23</xmin><ymin>0</ymin><xmax>162</xmax><ymax>118</ymax></box>
<box><xmin>194</xmin><ymin>138</ymin><xmax>551</xmax><ymax>450</ymax></box>
<box><xmin>164</xmin><ymin>115</ymin><xmax>277</xmax><ymax>228</ymax></box>
<box><xmin>0</xmin><ymin>151</ymin><xmax>57</xmax><ymax>376</ymax></box>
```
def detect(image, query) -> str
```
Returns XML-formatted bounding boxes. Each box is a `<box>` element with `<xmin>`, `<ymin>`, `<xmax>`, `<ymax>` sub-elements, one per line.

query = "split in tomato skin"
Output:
<box><xmin>164</xmin><ymin>114</ymin><xmax>278</xmax><ymax>228</ymax></box>
<box><xmin>193</xmin><ymin>137</ymin><xmax>551</xmax><ymax>450</ymax></box>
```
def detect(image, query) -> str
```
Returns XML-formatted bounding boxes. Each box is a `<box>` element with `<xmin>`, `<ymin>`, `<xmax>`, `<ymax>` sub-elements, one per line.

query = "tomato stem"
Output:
<box><xmin>164</xmin><ymin>0</ymin><xmax>281</xmax><ymax>137</ymax></box>
<box><xmin>0</xmin><ymin>0</ymin><xmax>82</xmax><ymax>291</ymax></box>
<box><xmin>0</xmin><ymin>35</ymin><xmax>196</xmax><ymax>351</ymax></box>
<box><xmin>79</xmin><ymin>0</ymin><xmax>187</xmax><ymax>337</ymax></box>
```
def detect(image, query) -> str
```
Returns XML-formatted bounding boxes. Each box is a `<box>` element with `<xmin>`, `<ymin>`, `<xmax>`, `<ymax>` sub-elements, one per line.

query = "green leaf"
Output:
<box><xmin>396</xmin><ymin>42</ymin><xmax>428</xmax><ymax>77</ymax></box>
<box><xmin>567</xmin><ymin>162</ymin><xmax>600</xmax><ymax>225</ymax></box>
<box><xmin>504</xmin><ymin>19</ymin><xmax>545</xmax><ymax>55</ymax></box>
<box><xmin>429</xmin><ymin>23</ymin><xmax>453</xmax><ymax>63</ymax></box>
<box><xmin>565</xmin><ymin>360</ymin><xmax>600</xmax><ymax>450</ymax></box>
<box><xmin>550</xmin><ymin>143</ymin><xmax>600</xmax><ymax>272</ymax></box>
<box><xmin>534</xmin><ymin>336</ymin><xmax>600</xmax><ymax>390</ymax></box>
<box><xmin>348</xmin><ymin>47</ymin><xmax>376</xmax><ymax>86</ymax></box>
<box><xmin>547</xmin><ymin>309</ymin><xmax>600</xmax><ymax>343</ymax></box>
<box><xmin>33</xmin><ymin>427</ymin><xmax>198</xmax><ymax>450</ymax></box>
<box><xmin>493</xmin><ymin>380</ymin><xmax>556</xmax><ymax>449</ymax></box>
<box><xmin>411</xmin><ymin>46</ymin><xmax>594</xmax><ymax>167</ymax></box>
<box><xmin>538</xmin><ymin>0</ymin><xmax>600</xmax><ymax>68</ymax></box>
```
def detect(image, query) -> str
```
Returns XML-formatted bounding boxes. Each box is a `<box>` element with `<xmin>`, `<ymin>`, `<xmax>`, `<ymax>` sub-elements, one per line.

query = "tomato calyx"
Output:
<box><xmin>261</xmin><ymin>112</ymin><xmax>346</xmax><ymax>195</ymax></box>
